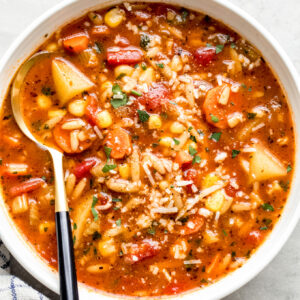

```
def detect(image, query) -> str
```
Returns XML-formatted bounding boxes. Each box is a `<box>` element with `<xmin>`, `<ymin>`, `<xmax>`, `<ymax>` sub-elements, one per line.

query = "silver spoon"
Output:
<box><xmin>11</xmin><ymin>51</ymin><xmax>79</xmax><ymax>300</ymax></box>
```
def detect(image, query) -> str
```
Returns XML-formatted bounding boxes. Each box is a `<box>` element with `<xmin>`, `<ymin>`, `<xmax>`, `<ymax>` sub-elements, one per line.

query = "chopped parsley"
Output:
<box><xmin>104</xmin><ymin>146</ymin><xmax>112</xmax><ymax>159</ymax></box>
<box><xmin>116</xmin><ymin>72</ymin><xmax>126</xmax><ymax>80</ymax></box>
<box><xmin>141</xmin><ymin>62</ymin><xmax>147</xmax><ymax>70</ymax></box>
<box><xmin>91</xmin><ymin>195</ymin><xmax>99</xmax><ymax>221</ymax></box>
<box><xmin>173</xmin><ymin>138</ymin><xmax>180</xmax><ymax>145</ymax></box>
<box><xmin>41</xmin><ymin>86</ymin><xmax>52</xmax><ymax>96</ymax></box>
<box><xmin>190</xmin><ymin>135</ymin><xmax>197</xmax><ymax>143</ymax></box>
<box><xmin>112</xmin><ymin>198</ymin><xmax>122</xmax><ymax>202</ymax></box>
<box><xmin>279</xmin><ymin>180</ymin><xmax>289</xmax><ymax>192</ymax></box>
<box><xmin>216</xmin><ymin>44</ymin><xmax>224</xmax><ymax>54</ymax></box>
<box><xmin>192</xmin><ymin>155</ymin><xmax>201</xmax><ymax>164</ymax></box>
<box><xmin>152</xmin><ymin>143</ymin><xmax>159</xmax><ymax>148</ymax></box>
<box><xmin>222</xmin><ymin>229</ymin><xmax>228</xmax><ymax>236</ymax></box>
<box><xmin>73</xmin><ymin>223</ymin><xmax>77</xmax><ymax>230</ymax></box>
<box><xmin>140</xmin><ymin>34</ymin><xmax>151</xmax><ymax>50</ymax></box>
<box><xmin>131</xmin><ymin>90</ymin><xmax>142</xmax><ymax>97</ymax></box>
<box><xmin>287</xmin><ymin>165</ymin><xmax>292</xmax><ymax>173</ymax></box>
<box><xmin>261</xmin><ymin>203</ymin><xmax>274</xmax><ymax>211</ymax></box>
<box><xmin>111</xmin><ymin>84</ymin><xmax>128</xmax><ymax>108</ymax></box>
<box><xmin>181</xmin><ymin>9</ymin><xmax>189</xmax><ymax>22</ymax></box>
<box><xmin>210</xmin><ymin>114</ymin><xmax>219</xmax><ymax>123</ymax></box>
<box><xmin>230</xmin><ymin>43</ymin><xmax>236</xmax><ymax>49</ymax></box>
<box><xmin>247</xmin><ymin>112</ymin><xmax>257</xmax><ymax>119</ymax></box>
<box><xmin>116</xmin><ymin>219</ymin><xmax>122</xmax><ymax>226</ymax></box>
<box><xmin>147</xmin><ymin>227</ymin><xmax>156</xmax><ymax>235</ymax></box>
<box><xmin>156</xmin><ymin>63</ymin><xmax>164</xmax><ymax>68</ymax></box>
<box><xmin>102</xmin><ymin>164</ymin><xmax>117</xmax><ymax>173</ymax></box>
<box><xmin>137</xmin><ymin>110</ymin><xmax>150</xmax><ymax>123</ymax></box>
<box><xmin>188</xmin><ymin>126</ymin><xmax>193</xmax><ymax>132</ymax></box>
<box><xmin>260</xmin><ymin>226</ymin><xmax>268</xmax><ymax>231</ymax></box>
<box><xmin>189</xmin><ymin>145</ymin><xmax>197</xmax><ymax>156</ymax></box>
<box><xmin>232</xmin><ymin>149</ymin><xmax>240</xmax><ymax>158</ymax></box>
<box><xmin>94</xmin><ymin>41</ymin><xmax>103</xmax><ymax>53</ymax></box>
<box><xmin>210</xmin><ymin>132</ymin><xmax>222</xmax><ymax>142</ymax></box>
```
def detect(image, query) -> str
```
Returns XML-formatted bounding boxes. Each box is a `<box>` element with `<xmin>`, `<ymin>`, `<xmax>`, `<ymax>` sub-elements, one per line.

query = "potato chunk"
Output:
<box><xmin>249</xmin><ymin>143</ymin><xmax>286</xmax><ymax>181</ymax></box>
<box><xmin>52</xmin><ymin>58</ymin><xmax>94</xmax><ymax>105</ymax></box>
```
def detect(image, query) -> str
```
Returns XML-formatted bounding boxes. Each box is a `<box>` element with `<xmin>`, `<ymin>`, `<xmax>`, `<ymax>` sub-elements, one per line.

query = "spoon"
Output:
<box><xmin>11</xmin><ymin>51</ymin><xmax>79</xmax><ymax>300</ymax></box>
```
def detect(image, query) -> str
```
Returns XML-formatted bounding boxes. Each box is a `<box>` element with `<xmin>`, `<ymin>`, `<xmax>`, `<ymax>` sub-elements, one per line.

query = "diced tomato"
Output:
<box><xmin>103</xmin><ymin>127</ymin><xmax>132</xmax><ymax>159</ymax></box>
<box><xmin>124</xmin><ymin>239</ymin><xmax>160</xmax><ymax>264</ymax></box>
<box><xmin>9</xmin><ymin>178</ymin><xmax>44</xmax><ymax>197</ymax></box>
<box><xmin>183</xmin><ymin>168</ymin><xmax>201</xmax><ymax>193</ymax></box>
<box><xmin>175</xmin><ymin>151</ymin><xmax>192</xmax><ymax>168</ymax></box>
<box><xmin>244</xmin><ymin>230</ymin><xmax>265</xmax><ymax>247</ymax></box>
<box><xmin>179</xmin><ymin>215</ymin><xmax>204</xmax><ymax>235</ymax></box>
<box><xmin>134</xmin><ymin>11</ymin><xmax>151</xmax><ymax>21</ymax></box>
<box><xmin>107</xmin><ymin>47</ymin><xmax>143</xmax><ymax>66</ymax></box>
<box><xmin>85</xmin><ymin>95</ymin><xmax>100</xmax><ymax>125</ymax></box>
<box><xmin>63</xmin><ymin>33</ymin><xmax>89</xmax><ymax>54</ymax></box>
<box><xmin>138</xmin><ymin>83</ymin><xmax>170</xmax><ymax>113</ymax></box>
<box><xmin>164</xmin><ymin>282</ymin><xmax>187</xmax><ymax>295</ymax></box>
<box><xmin>91</xmin><ymin>25</ymin><xmax>110</xmax><ymax>36</ymax></box>
<box><xmin>1</xmin><ymin>163</ymin><xmax>29</xmax><ymax>176</ymax></box>
<box><xmin>194</xmin><ymin>47</ymin><xmax>216</xmax><ymax>66</ymax></box>
<box><xmin>203</xmin><ymin>84</ymin><xmax>242</xmax><ymax>129</ymax></box>
<box><xmin>225</xmin><ymin>184</ymin><xmax>237</xmax><ymax>197</ymax></box>
<box><xmin>73</xmin><ymin>157</ymin><xmax>98</xmax><ymax>179</ymax></box>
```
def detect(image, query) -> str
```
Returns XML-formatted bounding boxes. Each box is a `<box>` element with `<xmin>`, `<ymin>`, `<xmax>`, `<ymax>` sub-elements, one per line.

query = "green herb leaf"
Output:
<box><xmin>140</xmin><ymin>34</ymin><xmax>151</xmax><ymax>50</ymax></box>
<box><xmin>192</xmin><ymin>155</ymin><xmax>201</xmax><ymax>164</ymax></box>
<box><xmin>102</xmin><ymin>164</ymin><xmax>117</xmax><ymax>173</ymax></box>
<box><xmin>94</xmin><ymin>42</ymin><xmax>103</xmax><ymax>53</ymax></box>
<box><xmin>216</xmin><ymin>44</ymin><xmax>224</xmax><ymax>54</ymax></box>
<box><xmin>137</xmin><ymin>110</ymin><xmax>150</xmax><ymax>123</ymax></box>
<box><xmin>91</xmin><ymin>207</ymin><xmax>98</xmax><ymax>221</ymax></box>
<box><xmin>206</xmin><ymin>43</ymin><xmax>212</xmax><ymax>47</ymax></box>
<box><xmin>210</xmin><ymin>114</ymin><xmax>219</xmax><ymax>123</ymax></box>
<box><xmin>222</xmin><ymin>229</ymin><xmax>228</xmax><ymax>236</ymax></box>
<box><xmin>147</xmin><ymin>227</ymin><xmax>156</xmax><ymax>235</ymax></box>
<box><xmin>260</xmin><ymin>226</ymin><xmax>268</xmax><ymax>231</ymax></box>
<box><xmin>189</xmin><ymin>145</ymin><xmax>197</xmax><ymax>156</ymax></box>
<box><xmin>230</xmin><ymin>43</ymin><xmax>236</xmax><ymax>49</ymax></box>
<box><xmin>173</xmin><ymin>138</ymin><xmax>180</xmax><ymax>145</ymax></box>
<box><xmin>116</xmin><ymin>72</ymin><xmax>126</xmax><ymax>80</ymax></box>
<box><xmin>261</xmin><ymin>203</ymin><xmax>274</xmax><ymax>211</ymax></box>
<box><xmin>141</xmin><ymin>62</ymin><xmax>147</xmax><ymax>70</ymax></box>
<box><xmin>73</xmin><ymin>223</ymin><xmax>77</xmax><ymax>230</ymax></box>
<box><xmin>232</xmin><ymin>149</ymin><xmax>240</xmax><ymax>158</ymax></box>
<box><xmin>41</xmin><ymin>86</ymin><xmax>52</xmax><ymax>96</ymax></box>
<box><xmin>112</xmin><ymin>198</ymin><xmax>122</xmax><ymax>202</ymax></box>
<box><xmin>287</xmin><ymin>165</ymin><xmax>292</xmax><ymax>173</ymax></box>
<box><xmin>247</xmin><ymin>112</ymin><xmax>257</xmax><ymax>119</ymax></box>
<box><xmin>131</xmin><ymin>90</ymin><xmax>142</xmax><ymax>97</ymax></box>
<box><xmin>190</xmin><ymin>135</ymin><xmax>197</xmax><ymax>143</ymax></box>
<box><xmin>181</xmin><ymin>9</ymin><xmax>189</xmax><ymax>22</ymax></box>
<box><xmin>210</xmin><ymin>132</ymin><xmax>222</xmax><ymax>142</ymax></box>
<box><xmin>111</xmin><ymin>84</ymin><xmax>127</xmax><ymax>108</ymax></box>
<box><xmin>279</xmin><ymin>180</ymin><xmax>289</xmax><ymax>192</ymax></box>
<box><xmin>104</xmin><ymin>146</ymin><xmax>112</xmax><ymax>159</ymax></box>
<box><xmin>116</xmin><ymin>219</ymin><xmax>121</xmax><ymax>226</ymax></box>
<box><xmin>156</xmin><ymin>63</ymin><xmax>164</xmax><ymax>68</ymax></box>
<box><xmin>152</xmin><ymin>143</ymin><xmax>159</xmax><ymax>148</ymax></box>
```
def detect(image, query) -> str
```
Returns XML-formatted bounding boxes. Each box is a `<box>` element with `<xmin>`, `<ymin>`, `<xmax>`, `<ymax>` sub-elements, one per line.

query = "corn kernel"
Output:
<box><xmin>12</xmin><ymin>194</ymin><xmax>28</xmax><ymax>214</ymax></box>
<box><xmin>170</xmin><ymin>121</ymin><xmax>185</xmax><ymax>134</ymax></box>
<box><xmin>98</xmin><ymin>238</ymin><xmax>117</xmax><ymax>257</ymax></box>
<box><xmin>202</xmin><ymin>173</ymin><xmax>220</xmax><ymax>189</ymax></box>
<box><xmin>114</xmin><ymin>65</ymin><xmax>134</xmax><ymax>79</ymax></box>
<box><xmin>119</xmin><ymin>163</ymin><xmax>130</xmax><ymax>179</ymax></box>
<box><xmin>104</xmin><ymin>8</ymin><xmax>124</xmax><ymax>28</ymax></box>
<box><xmin>159</xmin><ymin>181</ymin><xmax>169</xmax><ymax>190</ymax></box>
<box><xmin>48</xmin><ymin>109</ymin><xmax>66</xmax><ymax>119</ymax></box>
<box><xmin>159</xmin><ymin>137</ymin><xmax>174</xmax><ymax>148</ymax></box>
<box><xmin>68</xmin><ymin>99</ymin><xmax>87</xmax><ymax>117</ymax></box>
<box><xmin>37</xmin><ymin>94</ymin><xmax>52</xmax><ymax>109</ymax></box>
<box><xmin>149</xmin><ymin>114</ymin><xmax>162</xmax><ymax>129</ymax></box>
<box><xmin>205</xmin><ymin>190</ymin><xmax>225</xmax><ymax>212</ymax></box>
<box><xmin>139</xmin><ymin>67</ymin><xmax>155</xmax><ymax>84</ymax></box>
<box><xmin>46</xmin><ymin>42</ymin><xmax>58</xmax><ymax>52</ymax></box>
<box><xmin>96</xmin><ymin>110</ymin><xmax>113</xmax><ymax>128</ymax></box>
<box><xmin>39</xmin><ymin>221</ymin><xmax>55</xmax><ymax>234</ymax></box>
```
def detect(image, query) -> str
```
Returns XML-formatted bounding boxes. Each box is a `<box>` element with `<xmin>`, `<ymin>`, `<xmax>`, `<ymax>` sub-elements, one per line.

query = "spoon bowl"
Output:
<box><xmin>11</xmin><ymin>51</ymin><xmax>79</xmax><ymax>300</ymax></box>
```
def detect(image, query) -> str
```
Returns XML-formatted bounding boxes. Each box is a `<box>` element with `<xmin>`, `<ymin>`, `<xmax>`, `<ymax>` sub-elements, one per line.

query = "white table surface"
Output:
<box><xmin>0</xmin><ymin>0</ymin><xmax>299</xmax><ymax>299</ymax></box>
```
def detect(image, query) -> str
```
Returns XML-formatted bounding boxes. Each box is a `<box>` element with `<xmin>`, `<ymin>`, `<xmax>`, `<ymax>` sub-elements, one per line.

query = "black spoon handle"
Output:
<box><xmin>55</xmin><ymin>211</ymin><xmax>79</xmax><ymax>300</ymax></box>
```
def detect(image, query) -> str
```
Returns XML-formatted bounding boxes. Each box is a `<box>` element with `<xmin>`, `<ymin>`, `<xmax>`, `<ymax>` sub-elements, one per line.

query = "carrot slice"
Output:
<box><xmin>179</xmin><ymin>215</ymin><xmax>204</xmax><ymax>235</ymax></box>
<box><xmin>53</xmin><ymin>119</ymin><xmax>93</xmax><ymax>153</ymax></box>
<box><xmin>63</xmin><ymin>34</ymin><xmax>89</xmax><ymax>54</ymax></box>
<box><xmin>9</xmin><ymin>178</ymin><xmax>44</xmax><ymax>197</ymax></box>
<box><xmin>103</xmin><ymin>127</ymin><xmax>132</xmax><ymax>159</ymax></box>
<box><xmin>203</xmin><ymin>84</ymin><xmax>242</xmax><ymax>129</ymax></box>
<box><xmin>206</xmin><ymin>252</ymin><xmax>221</xmax><ymax>274</ymax></box>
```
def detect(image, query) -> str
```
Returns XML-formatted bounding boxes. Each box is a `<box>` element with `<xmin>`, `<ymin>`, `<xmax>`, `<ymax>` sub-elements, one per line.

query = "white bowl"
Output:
<box><xmin>0</xmin><ymin>0</ymin><xmax>300</xmax><ymax>299</ymax></box>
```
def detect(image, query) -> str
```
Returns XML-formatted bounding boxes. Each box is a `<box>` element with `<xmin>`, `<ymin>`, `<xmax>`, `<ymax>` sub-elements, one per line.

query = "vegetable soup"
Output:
<box><xmin>0</xmin><ymin>2</ymin><xmax>294</xmax><ymax>297</ymax></box>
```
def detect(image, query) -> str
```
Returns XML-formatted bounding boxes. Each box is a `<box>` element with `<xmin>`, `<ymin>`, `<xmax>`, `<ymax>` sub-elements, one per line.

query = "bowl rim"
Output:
<box><xmin>0</xmin><ymin>0</ymin><xmax>300</xmax><ymax>299</ymax></box>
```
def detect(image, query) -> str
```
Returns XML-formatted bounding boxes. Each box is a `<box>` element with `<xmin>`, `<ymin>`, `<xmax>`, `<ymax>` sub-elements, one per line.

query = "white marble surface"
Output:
<box><xmin>0</xmin><ymin>0</ymin><xmax>299</xmax><ymax>299</ymax></box>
